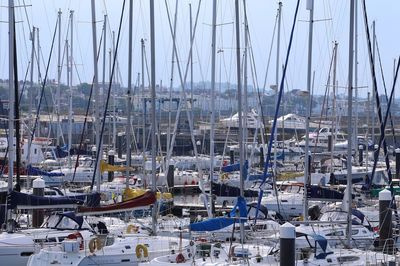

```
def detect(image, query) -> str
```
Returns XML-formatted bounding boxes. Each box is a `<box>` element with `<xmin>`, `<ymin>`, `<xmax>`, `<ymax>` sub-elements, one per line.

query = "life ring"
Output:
<box><xmin>126</xmin><ymin>224</ymin><xmax>139</xmax><ymax>234</ymax></box>
<box><xmin>67</xmin><ymin>232</ymin><xmax>84</xmax><ymax>250</ymax></box>
<box><xmin>176</xmin><ymin>253</ymin><xmax>185</xmax><ymax>263</ymax></box>
<box><xmin>220</xmin><ymin>173</ymin><xmax>228</xmax><ymax>180</ymax></box>
<box><xmin>135</xmin><ymin>244</ymin><xmax>149</xmax><ymax>259</ymax></box>
<box><xmin>88</xmin><ymin>237</ymin><xmax>103</xmax><ymax>253</ymax></box>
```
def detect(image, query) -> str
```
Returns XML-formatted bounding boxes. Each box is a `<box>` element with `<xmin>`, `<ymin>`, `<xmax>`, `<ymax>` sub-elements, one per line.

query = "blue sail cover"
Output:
<box><xmin>189</xmin><ymin>196</ymin><xmax>247</xmax><ymax>232</ymax></box>
<box><xmin>27</xmin><ymin>165</ymin><xmax>65</xmax><ymax>177</ymax></box>
<box><xmin>212</xmin><ymin>182</ymin><xmax>258</xmax><ymax>198</ymax></box>
<box><xmin>313</xmin><ymin>234</ymin><xmax>333</xmax><ymax>259</ymax></box>
<box><xmin>221</xmin><ymin>161</ymin><xmax>248</xmax><ymax>173</ymax></box>
<box><xmin>7</xmin><ymin>191</ymin><xmax>100</xmax><ymax>209</ymax></box>
<box><xmin>55</xmin><ymin>146</ymin><xmax>69</xmax><ymax>158</ymax></box>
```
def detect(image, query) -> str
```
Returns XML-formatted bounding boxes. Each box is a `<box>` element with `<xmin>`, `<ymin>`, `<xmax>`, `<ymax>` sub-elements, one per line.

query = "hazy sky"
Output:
<box><xmin>0</xmin><ymin>0</ymin><xmax>399</xmax><ymax>97</ymax></box>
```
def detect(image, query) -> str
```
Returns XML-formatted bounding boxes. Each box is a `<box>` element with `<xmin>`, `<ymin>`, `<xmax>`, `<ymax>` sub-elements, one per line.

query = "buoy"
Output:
<box><xmin>67</xmin><ymin>232</ymin><xmax>84</xmax><ymax>250</ymax></box>
<box><xmin>126</xmin><ymin>224</ymin><xmax>139</xmax><ymax>234</ymax></box>
<box><xmin>175</xmin><ymin>253</ymin><xmax>185</xmax><ymax>263</ymax></box>
<box><xmin>88</xmin><ymin>237</ymin><xmax>103</xmax><ymax>253</ymax></box>
<box><xmin>136</xmin><ymin>244</ymin><xmax>149</xmax><ymax>259</ymax></box>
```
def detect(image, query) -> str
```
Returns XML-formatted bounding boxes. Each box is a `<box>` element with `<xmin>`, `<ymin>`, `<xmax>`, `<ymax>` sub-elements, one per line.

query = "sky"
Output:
<box><xmin>0</xmin><ymin>0</ymin><xmax>399</xmax><ymax>98</ymax></box>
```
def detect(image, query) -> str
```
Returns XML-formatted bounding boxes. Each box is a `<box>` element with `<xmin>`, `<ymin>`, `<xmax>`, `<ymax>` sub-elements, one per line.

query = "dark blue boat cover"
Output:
<box><xmin>8</xmin><ymin>191</ymin><xmax>100</xmax><ymax>209</ymax></box>
<box><xmin>212</xmin><ymin>182</ymin><xmax>258</xmax><ymax>198</ymax></box>
<box><xmin>27</xmin><ymin>165</ymin><xmax>65</xmax><ymax>177</ymax></box>
<box><xmin>189</xmin><ymin>196</ymin><xmax>247</xmax><ymax>231</ymax></box>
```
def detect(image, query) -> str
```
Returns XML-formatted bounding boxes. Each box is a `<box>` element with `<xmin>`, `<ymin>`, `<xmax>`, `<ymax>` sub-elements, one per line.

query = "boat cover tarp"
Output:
<box><xmin>77</xmin><ymin>190</ymin><xmax>156</xmax><ymax>215</ymax></box>
<box><xmin>212</xmin><ymin>182</ymin><xmax>258</xmax><ymax>198</ymax></box>
<box><xmin>27</xmin><ymin>165</ymin><xmax>65</xmax><ymax>177</ymax></box>
<box><xmin>313</xmin><ymin>234</ymin><xmax>333</xmax><ymax>259</ymax></box>
<box><xmin>8</xmin><ymin>191</ymin><xmax>86</xmax><ymax>209</ymax></box>
<box><xmin>189</xmin><ymin>196</ymin><xmax>247</xmax><ymax>232</ymax></box>
<box><xmin>221</xmin><ymin>163</ymin><xmax>239</xmax><ymax>173</ymax></box>
<box><xmin>306</xmin><ymin>185</ymin><xmax>344</xmax><ymax>200</ymax></box>
<box><xmin>55</xmin><ymin>145</ymin><xmax>69</xmax><ymax>158</ymax></box>
<box><xmin>61</xmin><ymin>211</ymin><xmax>84</xmax><ymax>228</ymax></box>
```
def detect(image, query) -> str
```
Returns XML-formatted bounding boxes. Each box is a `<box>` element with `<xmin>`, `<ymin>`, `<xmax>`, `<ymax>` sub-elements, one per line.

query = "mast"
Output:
<box><xmin>141</xmin><ymin>38</ymin><xmax>146</xmax><ymax>179</ymax></box>
<box><xmin>102</xmin><ymin>14</ymin><xmax>107</xmax><ymax>110</ymax></box>
<box><xmin>108</xmin><ymin>48</ymin><xmax>112</xmax><ymax>148</ymax></box>
<box><xmin>112</xmin><ymin>31</ymin><xmax>117</xmax><ymax>152</ymax></box>
<box><xmin>56</xmin><ymin>9</ymin><xmax>62</xmax><ymax>146</ymax></box>
<box><xmin>8</xmin><ymin>0</ymin><xmax>15</xmax><ymax>193</ymax></box>
<box><xmin>366</xmin><ymin>91</ymin><xmax>370</xmax><ymax>172</ymax></box>
<box><xmin>102</xmin><ymin>14</ymin><xmax>107</xmax><ymax>158</ymax></box>
<box><xmin>354</xmin><ymin>0</ymin><xmax>359</xmax><ymax>150</ymax></box>
<box><xmin>189</xmin><ymin>3</ymin><xmax>194</xmax><ymax>123</ymax></box>
<box><xmin>150</xmin><ymin>0</ymin><xmax>157</xmax><ymax>235</ymax></box>
<box><xmin>303</xmin><ymin>0</ymin><xmax>314</xmax><ymax>222</ymax></box>
<box><xmin>346</xmin><ymin>0</ymin><xmax>355</xmax><ymax>248</ymax></box>
<box><xmin>68</xmin><ymin>10</ymin><xmax>74</xmax><ymax>170</ymax></box>
<box><xmin>330</xmin><ymin>42</ymin><xmax>338</xmax><ymax>175</ymax></box>
<box><xmin>234</xmin><ymin>0</ymin><xmax>244</xmax><ymax>243</ymax></box>
<box><xmin>210</xmin><ymin>0</ymin><xmax>217</xmax><ymax>212</ymax></box>
<box><xmin>371</xmin><ymin>21</ymin><xmax>375</xmax><ymax>143</ymax></box>
<box><xmin>66</xmin><ymin>39</ymin><xmax>71</xmax><ymax>168</ymax></box>
<box><xmin>126</xmin><ymin>1</ymin><xmax>133</xmax><ymax>189</ymax></box>
<box><xmin>27</xmin><ymin>26</ymin><xmax>35</xmax><ymax>189</ymax></box>
<box><xmin>70</xmin><ymin>9</ymin><xmax>74</xmax><ymax>152</ymax></box>
<box><xmin>90</xmin><ymin>0</ymin><xmax>101</xmax><ymax>191</ymax></box>
<box><xmin>273</xmin><ymin>2</ymin><xmax>282</xmax><ymax>183</ymax></box>
<box><xmin>36</xmin><ymin>28</ymin><xmax>41</xmax><ymax>135</ymax></box>
<box><xmin>167</xmin><ymin>0</ymin><xmax>178</xmax><ymax>167</ymax></box>
<box><xmin>243</xmin><ymin>0</ymin><xmax>248</xmax><ymax>159</ymax></box>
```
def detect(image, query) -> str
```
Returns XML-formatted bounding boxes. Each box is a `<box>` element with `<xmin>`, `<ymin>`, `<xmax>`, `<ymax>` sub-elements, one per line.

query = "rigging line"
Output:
<box><xmin>361</xmin><ymin>0</ymin><xmax>399</xmax><ymax>225</ymax></box>
<box><xmin>261</xmin><ymin>0</ymin><xmax>300</xmax><ymax>185</ymax></box>
<box><xmin>375</xmin><ymin>36</ymin><xmax>397</xmax><ymax>147</ymax></box>
<box><xmin>21</xmin><ymin>0</ymin><xmax>32</xmax><ymax>34</ymax></box>
<box><xmin>164</xmin><ymin>0</ymin><xmax>203</xmax><ymax>163</ymax></box>
<box><xmin>361</xmin><ymin>0</ymin><xmax>392</xmax><ymax>187</ymax></box>
<box><xmin>248</xmin><ymin>42</ymin><xmax>265</xmax><ymax>162</ymax></box>
<box><xmin>248</xmin><ymin>32</ymin><xmax>267</xmax><ymax>148</ymax></box>
<box><xmin>311</xmin><ymin>44</ymin><xmax>335</xmax><ymax>158</ymax></box>
<box><xmin>29</xmin><ymin>17</ymin><xmax>58</xmax><ymax>150</ymax></box>
<box><xmin>143</xmin><ymin>42</ymin><xmax>151</xmax><ymax>91</ymax></box>
<box><xmin>15</xmin><ymin>1</ymin><xmax>29</xmax><ymax>67</ymax></box>
<box><xmin>372</xmin><ymin>56</ymin><xmax>400</xmax><ymax>223</ymax></box>
<box><xmin>72</xmin><ymin>57</ymin><xmax>82</xmax><ymax>84</ymax></box>
<box><xmin>90</xmin><ymin>0</ymin><xmax>126</xmax><ymax>191</ymax></box>
<box><xmin>71</xmin><ymin>22</ymin><xmax>104</xmax><ymax>183</ymax></box>
<box><xmin>254</xmin><ymin>0</ymin><xmax>301</xmax><ymax>224</ymax></box>
<box><xmin>18</xmin><ymin>61</ymin><xmax>30</xmax><ymax>104</ymax></box>
<box><xmin>262</xmin><ymin>8</ymin><xmax>278</xmax><ymax>90</ymax></box>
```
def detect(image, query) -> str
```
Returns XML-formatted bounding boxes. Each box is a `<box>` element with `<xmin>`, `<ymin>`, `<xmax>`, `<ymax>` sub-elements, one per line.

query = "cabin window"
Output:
<box><xmin>337</xmin><ymin>256</ymin><xmax>359</xmax><ymax>263</ymax></box>
<box><xmin>326</xmin><ymin>231</ymin><xmax>344</xmax><ymax>236</ymax></box>
<box><xmin>20</xmin><ymin>252</ymin><xmax>34</xmax><ymax>257</ymax></box>
<box><xmin>352</xmin><ymin>229</ymin><xmax>359</xmax><ymax>235</ymax></box>
<box><xmin>58</xmin><ymin>216</ymin><xmax>79</xmax><ymax>229</ymax></box>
